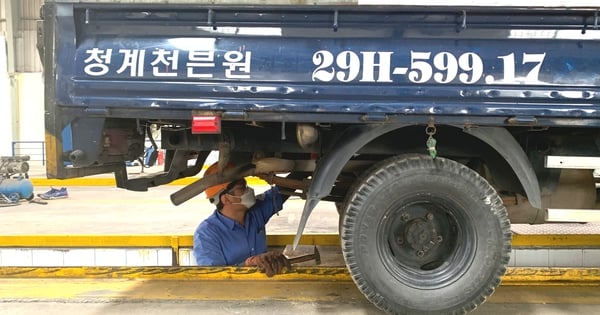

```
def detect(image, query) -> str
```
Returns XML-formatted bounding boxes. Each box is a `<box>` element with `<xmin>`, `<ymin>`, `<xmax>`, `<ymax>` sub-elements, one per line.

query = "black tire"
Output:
<box><xmin>340</xmin><ymin>155</ymin><xmax>511</xmax><ymax>315</ymax></box>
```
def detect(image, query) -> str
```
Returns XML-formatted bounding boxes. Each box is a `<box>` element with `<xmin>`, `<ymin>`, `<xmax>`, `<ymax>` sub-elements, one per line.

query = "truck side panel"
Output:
<box><xmin>55</xmin><ymin>6</ymin><xmax>600</xmax><ymax>115</ymax></box>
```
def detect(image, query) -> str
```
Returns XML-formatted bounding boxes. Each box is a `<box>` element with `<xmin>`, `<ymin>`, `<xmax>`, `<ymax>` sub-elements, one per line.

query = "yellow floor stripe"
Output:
<box><xmin>511</xmin><ymin>234</ymin><xmax>600</xmax><ymax>247</ymax></box>
<box><xmin>1</xmin><ymin>234</ymin><xmax>599</xmax><ymax>248</ymax></box>
<box><xmin>30</xmin><ymin>177</ymin><xmax>266</xmax><ymax>187</ymax></box>
<box><xmin>0</xmin><ymin>234</ymin><xmax>339</xmax><ymax>248</ymax></box>
<box><xmin>502</xmin><ymin>267</ymin><xmax>600</xmax><ymax>285</ymax></box>
<box><xmin>0</xmin><ymin>266</ymin><xmax>598</xmax><ymax>285</ymax></box>
<box><xmin>0</xmin><ymin>235</ymin><xmax>185</xmax><ymax>247</ymax></box>
<box><xmin>0</xmin><ymin>266</ymin><xmax>350</xmax><ymax>281</ymax></box>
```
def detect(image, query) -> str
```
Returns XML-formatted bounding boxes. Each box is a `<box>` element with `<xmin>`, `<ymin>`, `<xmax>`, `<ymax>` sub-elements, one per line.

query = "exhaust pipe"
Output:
<box><xmin>170</xmin><ymin>158</ymin><xmax>294</xmax><ymax>206</ymax></box>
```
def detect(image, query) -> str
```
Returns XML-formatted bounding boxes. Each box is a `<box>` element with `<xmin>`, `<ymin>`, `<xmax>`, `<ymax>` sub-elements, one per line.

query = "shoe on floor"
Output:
<box><xmin>38</xmin><ymin>187</ymin><xmax>68</xmax><ymax>200</ymax></box>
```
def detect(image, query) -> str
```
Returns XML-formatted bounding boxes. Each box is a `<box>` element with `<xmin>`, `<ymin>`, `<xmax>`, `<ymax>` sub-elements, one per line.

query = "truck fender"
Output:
<box><xmin>293</xmin><ymin>124</ymin><xmax>542</xmax><ymax>248</ymax></box>
<box><xmin>293</xmin><ymin>123</ymin><xmax>403</xmax><ymax>248</ymax></box>
<box><xmin>463</xmin><ymin>126</ymin><xmax>542</xmax><ymax>209</ymax></box>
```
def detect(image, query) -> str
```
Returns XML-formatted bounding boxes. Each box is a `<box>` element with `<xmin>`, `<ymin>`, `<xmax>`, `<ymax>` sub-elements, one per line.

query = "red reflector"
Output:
<box><xmin>191</xmin><ymin>116</ymin><xmax>221</xmax><ymax>134</ymax></box>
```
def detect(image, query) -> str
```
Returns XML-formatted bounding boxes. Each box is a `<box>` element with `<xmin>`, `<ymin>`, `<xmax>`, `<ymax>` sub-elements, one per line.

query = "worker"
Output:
<box><xmin>193</xmin><ymin>162</ymin><xmax>291</xmax><ymax>277</ymax></box>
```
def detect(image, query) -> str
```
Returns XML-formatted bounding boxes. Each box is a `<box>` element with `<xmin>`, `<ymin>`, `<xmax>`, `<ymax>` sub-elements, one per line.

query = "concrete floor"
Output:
<box><xmin>0</xmin><ymin>280</ymin><xmax>599</xmax><ymax>315</ymax></box>
<box><xmin>0</xmin><ymin>185</ymin><xmax>339</xmax><ymax>235</ymax></box>
<box><xmin>2</xmin><ymin>183</ymin><xmax>599</xmax><ymax>236</ymax></box>
<box><xmin>1</xmin><ymin>300</ymin><xmax>600</xmax><ymax>315</ymax></box>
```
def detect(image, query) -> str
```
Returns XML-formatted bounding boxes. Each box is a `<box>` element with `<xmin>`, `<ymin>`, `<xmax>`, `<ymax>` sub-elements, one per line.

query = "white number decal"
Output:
<box><xmin>523</xmin><ymin>53</ymin><xmax>546</xmax><ymax>83</ymax></box>
<box><xmin>336</xmin><ymin>51</ymin><xmax>361</xmax><ymax>82</ymax></box>
<box><xmin>498</xmin><ymin>53</ymin><xmax>516</xmax><ymax>83</ymax></box>
<box><xmin>497</xmin><ymin>52</ymin><xmax>546</xmax><ymax>84</ymax></box>
<box><xmin>312</xmin><ymin>50</ymin><xmax>335</xmax><ymax>82</ymax></box>
<box><xmin>458</xmin><ymin>52</ymin><xmax>483</xmax><ymax>84</ymax></box>
<box><xmin>311</xmin><ymin>49</ymin><xmax>546</xmax><ymax>85</ymax></box>
<box><xmin>433</xmin><ymin>52</ymin><xmax>458</xmax><ymax>84</ymax></box>
<box><xmin>408</xmin><ymin>51</ymin><xmax>433</xmax><ymax>83</ymax></box>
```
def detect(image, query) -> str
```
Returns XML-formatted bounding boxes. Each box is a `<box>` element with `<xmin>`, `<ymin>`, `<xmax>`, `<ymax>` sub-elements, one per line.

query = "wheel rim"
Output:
<box><xmin>379</xmin><ymin>195</ymin><xmax>476</xmax><ymax>289</ymax></box>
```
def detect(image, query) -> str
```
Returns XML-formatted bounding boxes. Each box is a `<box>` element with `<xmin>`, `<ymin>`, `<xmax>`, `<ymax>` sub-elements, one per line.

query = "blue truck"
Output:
<box><xmin>40</xmin><ymin>1</ymin><xmax>600</xmax><ymax>313</ymax></box>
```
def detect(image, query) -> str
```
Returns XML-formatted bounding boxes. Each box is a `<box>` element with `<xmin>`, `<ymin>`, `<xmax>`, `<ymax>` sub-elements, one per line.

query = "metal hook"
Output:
<box><xmin>333</xmin><ymin>10</ymin><xmax>339</xmax><ymax>32</ymax></box>
<box><xmin>426</xmin><ymin>120</ymin><xmax>436</xmax><ymax>136</ymax></box>
<box><xmin>208</xmin><ymin>9</ymin><xmax>216</xmax><ymax>30</ymax></box>
<box><xmin>425</xmin><ymin>118</ymin><xmax>437</xmax><ymax>159</ymax></box>
<box><xmin>85</xmin><ymin>9</ymin><xmax>90</xmax><ymax>24</ymax></box>
<box><xmin>457</xmin><ymin>10</ymin><xmax>467</xmax><ymax>32</ymax></box>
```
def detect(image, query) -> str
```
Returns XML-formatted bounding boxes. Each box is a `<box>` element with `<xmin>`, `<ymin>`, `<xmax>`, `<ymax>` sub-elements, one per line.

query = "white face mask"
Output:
<box><xmin>229</xmin><ymin>187</ymin><xmax>256</xmax><ymax>209</ymax></box>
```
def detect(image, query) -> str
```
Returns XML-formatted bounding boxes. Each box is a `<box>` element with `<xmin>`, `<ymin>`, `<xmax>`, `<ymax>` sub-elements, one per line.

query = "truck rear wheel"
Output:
<box><xmin>340</xmin><ymin>155</ymin><xmax>511</xmax><ymax>314</ymax></box>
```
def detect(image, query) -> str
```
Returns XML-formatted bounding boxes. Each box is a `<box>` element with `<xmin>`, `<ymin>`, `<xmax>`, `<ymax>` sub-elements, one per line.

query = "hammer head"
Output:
<box><xmin>312</xmin><ymin>246</ymin><xmax>321</xmax><ymax>265</ymax></box>
<box><xmin>283</xmin><ymin>245</ymin><xmax>321</xmax><ymax>265</ymax></box>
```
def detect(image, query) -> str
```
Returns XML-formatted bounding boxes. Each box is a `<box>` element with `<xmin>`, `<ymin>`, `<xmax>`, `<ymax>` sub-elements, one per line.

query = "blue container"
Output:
<box><xmin>0</xmin><ymin>177</ymin><xmax>34</xmax><ymax>200</ymax></box>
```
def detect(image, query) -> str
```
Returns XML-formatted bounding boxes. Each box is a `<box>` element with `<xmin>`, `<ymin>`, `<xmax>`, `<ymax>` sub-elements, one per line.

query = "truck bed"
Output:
<box><xmin>45</xmin><ymin>3</ymin><xmax>600</xmax><ymax>122</ymax></box>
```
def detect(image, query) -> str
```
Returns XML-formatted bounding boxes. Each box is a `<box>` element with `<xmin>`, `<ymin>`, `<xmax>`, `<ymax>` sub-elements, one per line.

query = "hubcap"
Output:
<box><xmin>387</xmin><ymin>202</ymin><xmax>458</xmax><ymax>272</ymax></box>
<box><xmin>404</xmin><ymin>217</ymin><xmax>440</xmax><ymax>256</ymax></box>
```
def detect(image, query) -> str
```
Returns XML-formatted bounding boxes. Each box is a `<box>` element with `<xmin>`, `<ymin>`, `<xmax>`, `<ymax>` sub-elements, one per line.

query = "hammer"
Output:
<box><xmin>284</xmin><ymin>245</ymin><xmax>321</xmax><ymax>265</ymax></box>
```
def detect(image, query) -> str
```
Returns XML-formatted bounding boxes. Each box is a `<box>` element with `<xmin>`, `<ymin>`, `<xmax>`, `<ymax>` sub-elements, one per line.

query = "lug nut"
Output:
<box><xmin>416</xmin><ymin>250</ymin><xmax>424</xmax><ymax>257</ymax></box>
<box><xmin>396</xmin><ymin>237</ymin><xmax>404</xmax><ymax>245</ymax></box>
<box><xmin>426</xmin><ymin>213</ymin><xmax>434</xmax><ymax>221</ymax></box>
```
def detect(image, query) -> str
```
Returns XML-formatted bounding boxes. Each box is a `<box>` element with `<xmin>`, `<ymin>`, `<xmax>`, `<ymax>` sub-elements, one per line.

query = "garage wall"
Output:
<box><xmin>15</xmin><ymin>0</ymin><xmax>44</xmax><ymax>73</ymax></box>
<box><xmin>0</xmin><ymin>0</ymin><xmax>45</xmax><ymax>160</ymax></box>
<box><xmin>16</xmin><ymin>73</ymin><xmax>44</xmax><ymax>144</ymax></box>
<box><xmin>0</xmin><ymin>37</ymin><xmax>14</xmax><ymax>157</ymax></box>
<box><xmin>0</xmin><ymin>0</ymin><xmax>44</xmax><ymax>73</ymax></box>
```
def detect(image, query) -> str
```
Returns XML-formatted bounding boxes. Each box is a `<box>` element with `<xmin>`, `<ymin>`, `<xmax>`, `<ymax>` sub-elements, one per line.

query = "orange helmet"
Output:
<box><xmin>204</xmin><ymin>162</ymin><xmax>232</xmax><ymax>205</ymax></box>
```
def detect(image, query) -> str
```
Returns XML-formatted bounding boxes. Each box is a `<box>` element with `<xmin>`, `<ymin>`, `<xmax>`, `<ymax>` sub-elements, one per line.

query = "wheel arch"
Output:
<box><xmin>292</xmin><ymin>123</ymin><xmax>541</xmax><ymax>247</ymax></box>
<box><xmin>462</xmin><ymin>126</ymin><xmax>541</xmax><ymax>209</ymax></box>
<box><xmin>292</xmin><ymin>123</ymin><xmax>404</xmax><ymax>247</ymax></box>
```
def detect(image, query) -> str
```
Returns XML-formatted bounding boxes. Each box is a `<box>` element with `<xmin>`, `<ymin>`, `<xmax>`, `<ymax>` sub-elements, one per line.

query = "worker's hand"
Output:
<box><xmin>244</xmin><ymin>251</ymin><xmax>291</xmax><ymax>277</ymax></box>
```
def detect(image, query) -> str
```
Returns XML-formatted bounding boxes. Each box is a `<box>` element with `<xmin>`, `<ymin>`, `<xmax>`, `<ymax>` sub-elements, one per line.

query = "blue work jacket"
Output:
<box><xmin>193</xmin><ymin>187</ymin><xmax>283</xmax><ymax>266</ymax></box>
